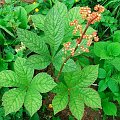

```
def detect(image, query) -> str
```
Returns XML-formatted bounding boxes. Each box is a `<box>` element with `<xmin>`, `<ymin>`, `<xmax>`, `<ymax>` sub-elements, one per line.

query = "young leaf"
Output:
<box><xmin>107</xmin><ymin>42</ymin><xmax>120</xmax><ymax>57</ymax></box>
<box><xmin>17</xmin><ymin>29</ymin><xmax>49</xmax><ymax>56</ymax></box>
<box><xmin>24</xmin><ymin>88</ymin><xmax>42</xmax><ymax>117</ymax></box>
<box><xmin>52</xmin><ymin>92</ymin><xmax>68</xmax><ymax>114</ymax></box>
<box><xmin>44</xmin><ymin>7</ymin><xmax>64</xmax><ymax>55</ymax></box>
<box><xmin>26</xmin><ymin>55</ymin><xmax>51</xmax><ymax>70</ymax></box>
<box><xmin>0</xmin><ymin>70</ymin><xmax>20</xmax><ymax>87</ymax></box>
<box><xmin>102</xmin><ymin>102</ymin><xmax>117</xmax><ymax>116</ymax></box>
<box><xmin>113</xmin><ymin>30</ymin><xmax>120</xmax><ymax>42</ymax></box>
<box><xmin>31</xmin><ymin>14</ymin><xmax>45</xmax><ymax>31</ymax></box>
<box><xmin>2</xmin><ymin>88</ymin><xmax>25</xmax><ymax>116</ymax></box>
<box><xmin>14</xmin><ymin>57</ymin><xmax>34</xmax><ymax>84</ymax></box>
<box><xmin>31</xmin><ymin>73</ymin><xmax>56</xmax><ymax>93</ymax></box>
<box><xmin>98</xmin><ymin>80</ymin><xmax>107</xmax><ymax>92</ymax></box>
<box><xmin>15</xmin><ymin>6</ymin><xmax>28</xmax><ymax>29</ymax></box>
<box><xmin>111</xmin><ymin>57</ymin><xmax>120</xmax><ymax>71</ymax></box>
<box><xmin>107</xmin><ymin>79</ymin><xmax>119</xmax><ymax>93</ymax></box>
<box><xmin>69</xmin><ymin>92</ymin><xmax>84</xmax><ymax>120</ymax></box>
<box><xmin>78</xmin><ymin>65</ymin><xmax>99</xmax><ymax>87</ymax></box>
<box><xmin>79</xmin><ymin>88</ymin><xmax>101</xmax><ymax>108</ymax></box>
<box><xmin>94</xmin><ymin>42</ymin><xmax>111</xmax><ymax>59</ymax></box>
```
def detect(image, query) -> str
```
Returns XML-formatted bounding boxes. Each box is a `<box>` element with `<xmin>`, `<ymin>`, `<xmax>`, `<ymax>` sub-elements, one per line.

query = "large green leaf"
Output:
<box><xmin>78</xmin><ymin>65</ymin><xmax>99</xmax><ymax>87</ymax></box>
<box><xmin>31</xmin><ymin>73</ymin><xmax>56</xmax><ymax>93</ymax></box>
<box><xmin>15</xmin><ymin>6</ymin><xmax>28</xmax><ymax>29</ymax></box>
<box><xmin>14</xmin><ymin>57</ymin><xmax>34</xmax><ymax>84</ymax></box>
<box><xmin>31</xmin><ymin>14</ymin><xmax>45</xmax><ymax>31</ymax></box>
<box><xmin>24</xmin><ymin>88</ymin><xmax>42</xmax><ymax>117</ymax></box>
<box><xmin>79</xmin><ymin>88</ymin><xmax>101</xmax><ymax>108</ymax></box>
<box><xmin>2</xmin><ymin>88</ymin><xmax>25</xmax><ymax>115</ymax></box>
<box><xmin>44</xmin><ymin>7</ymin><xmax>64</xmax><ymax>55</ymax></box>
<box><xmin>0</xmin><ymin>70</ymin><xmax>20</xmax><ymax>87</ymax></box>
<box><xmin>25</xmin><ymin>55</ymin><xmax>51</xmax><ymax>70</ymax></box>
<box><xmin>52</xmin><ymin>92</ymin><xmax>68</xmax><ymax>114</ymax></box>
<box><xmin>17</xmin><ymin>29</ymin><xmax>49</xmax><ymax>56</ymax></box>
<box><xmin>69</xmin><ymin>91</ymin><xmax>84</xmax><ymax>120</ymax></box>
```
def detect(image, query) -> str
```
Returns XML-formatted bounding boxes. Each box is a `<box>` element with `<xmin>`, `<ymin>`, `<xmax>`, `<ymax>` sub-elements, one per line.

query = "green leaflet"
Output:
<box><xmin>17</xmin><ymin>29</ymin><xmax>50</xmax><ymax>56</ymax></box>
<box><xmin>0</xmin><ymin>70</ymin><xmax>20</xmax><ymax>87</ymax></box>
<box><xmin>17</xmin><ymin>29</ymin><xmax>51</xmax><ymax>70</ymax></box>
<box><xmin>0</xmin><ymin>57</ymin><xmax>56</xmax><ymax>116</ymax></box>
<box><xmin>2</xmin><ymin>88</ymin><xmax>26</xmax><ymax>116</ymax></box>
<box><xmin>14</xmin><ymin>57</ymin><xmax>34</xmax><ymax>84</ymax></box>
<box><xmin>24</xmin><ymin>88</ymin><xmax>42</xmax><ymax>117</ymax></box>
<box><xmin>53</xmin><ymin>49</ymin><xmax>77</xmax><ymax>72</ymax></box>
<box><xmin>52</xmin><ymin>91</ymin><xmax>68</xmax><ymax>114</ymax></box>
<box><xmin>31</xmin><ymin>73</ymin><xmax>56</xmax><ymax>93</ymax></box>
<box><xmin>25</xmin><ymin>55</ymin><xmax>51</xmax><ymax>70</ymax></box>
<box><xmin>54</xmin><ymin>1</ymin><xmax>67</xmax><ymax>20</ymax></box>
<box><xmin>63</xmin><ymin>7</ymin><xmax>84</xmax><ymax>42</ymax></box>
<box><xmin>31</xmin><ymin>14</ymin><xmax>45</xmax><ymax>31</ymax></box>
<box><xmin>69</xmin><ymin>92</ymin><xmax>84</xmax><ymax>120</ymax></box>
<box><xmin>78</xmin><ymin>65</ymin><xmax>99</xmax><ymax>87</ymax></box>
<box><xmin>78</xmin><ymin>88</ymin><xmax>101</xmax><ymax>108</ymax></box>
<box><xmin>44</xmin><ymin>6</ymin><xmax>64</xmax><ymax>56</ymax></box>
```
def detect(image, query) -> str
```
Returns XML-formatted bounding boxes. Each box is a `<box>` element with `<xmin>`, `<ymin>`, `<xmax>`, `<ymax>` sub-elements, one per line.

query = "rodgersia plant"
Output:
<box><xmin>0</xmin><ymin>2</ymin><xmax>105</xmax><ymax>120</ymax></box>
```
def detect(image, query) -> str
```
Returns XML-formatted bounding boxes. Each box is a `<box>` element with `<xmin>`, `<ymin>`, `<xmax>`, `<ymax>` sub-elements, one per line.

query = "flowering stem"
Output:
<box><xmin>56</xmin><ymin>16</ymin><xmax>98</xmax><ymax>81</ymax></box>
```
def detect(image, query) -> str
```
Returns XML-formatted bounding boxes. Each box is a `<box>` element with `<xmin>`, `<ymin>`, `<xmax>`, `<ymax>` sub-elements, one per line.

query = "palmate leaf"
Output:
<box><xmin>14</xmin><ymin>57</ymin><xmax>34</xmax><ymax>84</ymax></box>
<box><xmin>24</xmin><ymin>88</ymin><xmax>42</xmax><ymax>117</ymax></box>
<box><xmin>2</xmin><ymin>88</ymin><xmax>26</xmax><ymax>116</ymax></box>
<box><xmin>31</xmin><ymin>73</ymin><xmax>56</xmax><ymax>93</ymax></box>
<box><xmin>0</xmin><ymin>57</ymin><xmax>56</xmax><ymax>116</ymax></box>
<box><xmin>25</xmin><ymin>55</ymin><xmax>51</xmax><ymax>70</ymax></box>
<box><xmin>53</xmin><ymin>65</ymin><xmax>101</xmax><ymax>120</ymax></box>
<box><xmin>44</xmin><ymin>6</ymin><xmax>64</xmax><ymax>56</ymax></box>
<box><xmin>17</xmin><ymin>29</ymin><xmax>50</xmax><ymax>56</ymax></box>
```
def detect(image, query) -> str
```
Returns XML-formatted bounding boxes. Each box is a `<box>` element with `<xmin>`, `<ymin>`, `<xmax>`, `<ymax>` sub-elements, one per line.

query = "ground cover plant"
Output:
<box><xmin>0</xmin><ymin>0</ymin><xmax>120</xmax><ymax>120</ymax></box>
